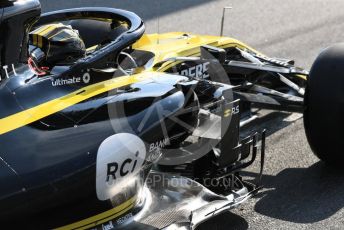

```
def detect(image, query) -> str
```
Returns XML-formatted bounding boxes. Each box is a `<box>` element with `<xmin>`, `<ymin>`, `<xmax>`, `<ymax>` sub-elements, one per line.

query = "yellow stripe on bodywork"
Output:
<box><xmin>132</xmin><ymin>32</ymin><xmax>264</xmax><ymax>73</ymax></box>
<box><xmin>0</xmin><ymin>72</ymin><xmax>156</xmax><ymax>135</ymax></box>
<box><xmin>295</xmin><ymin>74</ymin><xmax>307</xmax><ymax>80</ymax></box>
<box><xmin>55</xmin><ymin>196</ymin><xmax>136</xmax><ymax>230</ymax></box>
<box><xmin>86</xmin><ymin>45</ymin><xmax>99</xmax><ymax>52</ymax></box>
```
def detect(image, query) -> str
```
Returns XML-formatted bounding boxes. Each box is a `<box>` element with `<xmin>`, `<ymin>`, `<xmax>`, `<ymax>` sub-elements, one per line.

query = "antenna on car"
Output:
<box><xmin>220</xmin><ymin>6</ymin><xmax>232</xmax><ymax>36</ymax></box>
<box><xmin>157</xmin><ymin>0</ymin><xmax>161</xmax><ymax>45</ymax></box>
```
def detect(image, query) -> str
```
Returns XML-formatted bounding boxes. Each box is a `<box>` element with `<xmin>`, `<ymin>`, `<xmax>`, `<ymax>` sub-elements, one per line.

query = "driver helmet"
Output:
<box><xmin>29</xmin><ymin>23</ymin><xmax>86</xmax><ymax>73</ymax></box>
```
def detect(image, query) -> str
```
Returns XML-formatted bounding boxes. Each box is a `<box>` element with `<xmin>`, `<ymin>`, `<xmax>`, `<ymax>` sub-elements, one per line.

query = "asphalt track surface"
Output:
<box><xmin>41</xmin><ymin>1</ymin><xmax>344</xmax><ymax>229</ymax></box>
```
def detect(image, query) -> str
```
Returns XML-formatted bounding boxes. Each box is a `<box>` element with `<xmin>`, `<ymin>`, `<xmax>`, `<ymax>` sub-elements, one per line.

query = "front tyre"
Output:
<box><xmin>304</xmin><ymin>44</ymin><xmax>344</xmax><ymax>166</ymax></box>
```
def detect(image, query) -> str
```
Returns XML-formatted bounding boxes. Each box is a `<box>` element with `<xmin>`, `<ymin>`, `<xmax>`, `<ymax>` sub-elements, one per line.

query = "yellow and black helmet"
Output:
<box><xmin>29</xmin><ymin>23</ymin><xmax>86</xmax><ymax>69</ymax></box>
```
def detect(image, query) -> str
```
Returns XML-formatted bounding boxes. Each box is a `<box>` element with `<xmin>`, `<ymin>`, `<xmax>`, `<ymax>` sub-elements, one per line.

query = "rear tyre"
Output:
<box><xmin>304</xmin><ymin>44</ymin><xmax>344</xmax><ymax>166</ymax></box>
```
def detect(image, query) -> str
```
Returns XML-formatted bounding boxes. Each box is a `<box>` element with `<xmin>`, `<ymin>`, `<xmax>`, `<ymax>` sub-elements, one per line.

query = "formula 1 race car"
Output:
<box><xmin>0</xmin><ymin>0</ymin><xmax>336</xmax><ymax>229</ymax></box>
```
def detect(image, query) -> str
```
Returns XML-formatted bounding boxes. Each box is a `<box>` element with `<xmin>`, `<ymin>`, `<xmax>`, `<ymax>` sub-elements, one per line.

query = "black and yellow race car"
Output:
<box><xmin>0</xmin><ymin>0</ymin><xmax>339</xmax><ymax>229</ymax></box>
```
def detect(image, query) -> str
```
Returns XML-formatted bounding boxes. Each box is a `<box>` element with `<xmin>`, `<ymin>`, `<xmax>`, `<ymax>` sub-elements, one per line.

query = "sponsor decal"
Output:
<box><xmin>96</xmin><ymin>133</ymin><xmax>146</xmax><ymax>201</ymax></box>
<box><xmin>224</xmin><ymin>105</ymin><xmax>240</xmax><ymax>117</ymax></box>
<box><xmin>0</xmin><ymin>64</ymin><xmax>17</xmax><ymax>82</ymax></box>
<box><xmin>116</xmin><ymin>213</ymin><xmax>133</xmax><ymax>225</ymax></box>
<box><xmin>106</xmin><ymin>151</ymin><xmax>140</xmax><ymax>182</ymax></box>
<box><xmin>211</xmin><ymin>104</ymin><xmax>239</xmax><ymax>117</ymax></box>
<box><xmin>51</xmin><ymin>76</ymin><xmax>81</xmax><ymax>86</ymax></box>
<box><xmin>102</xmin><ymin>221</ymin><xmax>114</xmax><ymax>230</ymax></box>
<box><xmin>51</xmin><ymin>70</ymin><xmax>91</xmax><ymax>86</ymax></box>
<box><xmin>82</xmin><ymin>71</ymin><xmax>91</xmax><ymax>84</ymax></box>
<box><xmin>179</xmin><ymin>62</ymin><xmax>210</xmax><ymax>79</ymax></box>
<box><xmin>149</xmin><ymin>138</ymin><xmax>169</xmax><ymax>153</ymax></box>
